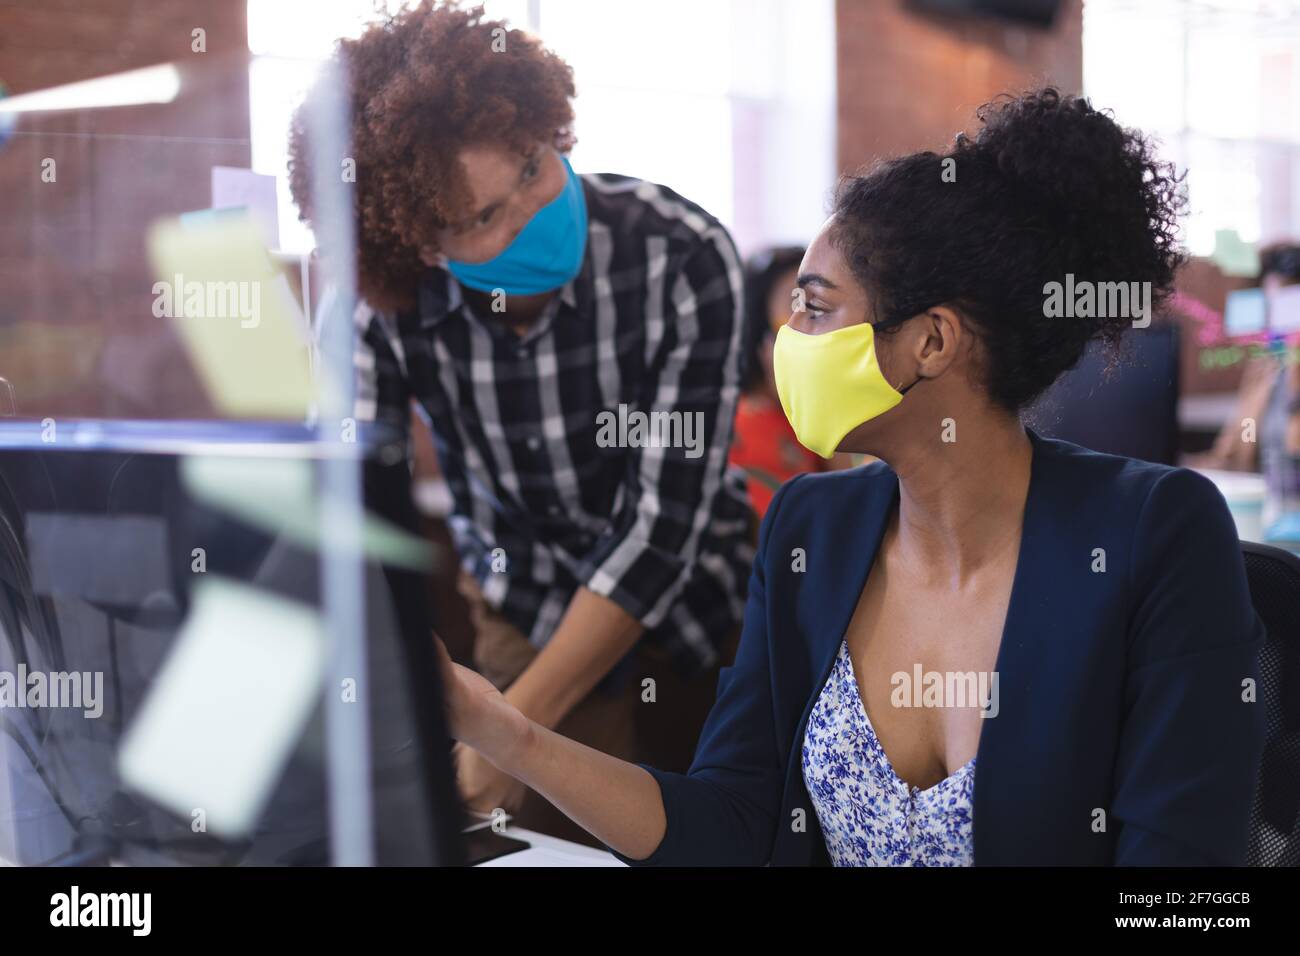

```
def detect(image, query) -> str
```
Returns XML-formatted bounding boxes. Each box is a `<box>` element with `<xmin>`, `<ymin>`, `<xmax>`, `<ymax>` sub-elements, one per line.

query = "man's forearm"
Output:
<box><xmin>503</xmin><ymin>586</ymin><xmax>643</xmax><ymax>729</ymax></box>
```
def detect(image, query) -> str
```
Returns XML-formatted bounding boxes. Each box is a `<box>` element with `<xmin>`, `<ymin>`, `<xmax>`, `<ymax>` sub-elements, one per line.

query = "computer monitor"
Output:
<box><xmin>0</xmin><ymin>419</ymin><xmax>465</xmax><ymax>866</ymax></box>
<box><xmin>1224</xmin><ymin>288</ymin><xmax>1269</xmax><ymax>337</ymax></box>
<box><xmin>1025</xmin><ymin>322</ymin><xmax>1181</xmax><ymax>465</ymax></box>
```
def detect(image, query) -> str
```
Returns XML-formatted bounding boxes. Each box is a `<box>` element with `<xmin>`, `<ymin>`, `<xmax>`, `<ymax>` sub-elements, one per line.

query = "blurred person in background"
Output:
<box><xmin>1190</xmin><ymin>242</ymin><xmax>1300</xmax><ymax>474</ymax></box>
<box><xmin>730</xmin><ymin>246</ymin><xmax>826</xmax><ymax>518</ymax></box>
<box><xmin>1257</xmin><ymin>243</ymin><xmax>1300</xmax><ymax>536</ymax></box>
<box><xmin>288</xmin><ymin>1</ymin><xmax>753</xmax><ymax>841</ymax></box>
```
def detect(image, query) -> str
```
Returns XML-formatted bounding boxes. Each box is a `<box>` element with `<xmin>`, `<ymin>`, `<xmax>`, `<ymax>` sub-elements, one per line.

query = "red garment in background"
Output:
<box><xmin>729</xmin><ymin>394</ymin><xmax>822</xmax><ymax>517</ymax></box>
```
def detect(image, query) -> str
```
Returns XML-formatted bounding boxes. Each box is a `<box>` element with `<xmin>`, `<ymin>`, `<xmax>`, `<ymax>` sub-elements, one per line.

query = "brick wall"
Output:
<box><xmin>0</xmin><ymin>0</ymin><xmax>250</xmax><ymax>419</ymax></box>
<box><xmin>834</xmin><ymin>0</ymin><xmax>1236</xmax><ymax>397</ymax></box>
<box><xmin>836</xmin><ymin>0</ymin><xmax>1083</xmax><ymax>171</ymax></box>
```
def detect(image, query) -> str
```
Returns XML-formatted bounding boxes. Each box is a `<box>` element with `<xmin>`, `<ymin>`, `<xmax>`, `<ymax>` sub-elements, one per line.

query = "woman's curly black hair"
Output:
<box><xmin>831</xmin><ymin>87</ymin><xmax>1187</xmax><ymax>411</ymax></box>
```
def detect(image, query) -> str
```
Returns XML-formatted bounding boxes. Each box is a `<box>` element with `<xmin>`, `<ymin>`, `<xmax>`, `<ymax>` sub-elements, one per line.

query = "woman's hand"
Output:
<box><xmin>434</xmin><ymin>635</ymin><xmax>532</xmax><ymax>774</ymax></box>
<box><xmin>453</xmin><ymin>742</ymin><xmax>528</xmax><ymax>814</ymax></box>
<box><xmin>433</xmin><ymin>633</ymin><xmax>668</xmax><ymax>860</ymax></box>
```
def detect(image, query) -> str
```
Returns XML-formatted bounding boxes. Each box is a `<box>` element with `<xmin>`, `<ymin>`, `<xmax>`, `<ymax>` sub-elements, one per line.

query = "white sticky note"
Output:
<box><xmin>1269</xmin><ymin>284</ymin><xmax>1300</xmax><ymax>335</ymax></box>
<box><xmin>117</xmin><ymin>577</ymin><xmax>325</xmax><ymax>837</ymax></box>
<box><xmin>211</xmin><ymin>166</ymin><xmax>281</xmax><ymax>250</ymax></box>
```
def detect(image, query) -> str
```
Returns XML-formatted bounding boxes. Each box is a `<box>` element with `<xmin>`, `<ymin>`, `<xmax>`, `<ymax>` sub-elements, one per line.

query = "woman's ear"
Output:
<box><xmin>914</xmin><ymin>305</ymin><xmax>966</xmax><ymax>376</ymax></box>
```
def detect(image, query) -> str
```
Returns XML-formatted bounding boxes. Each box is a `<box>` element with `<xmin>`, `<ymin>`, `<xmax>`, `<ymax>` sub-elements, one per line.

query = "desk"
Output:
<box><xmin>1180</xmin><ymin>391</ymin><xmax>1239</xmax><ymax>432</ymax></box>
<box><xmin>475</xmin><ymin>826</ymin><xmax>626</xmax><ymax>868</ymax></box>
<box><xmin>1193</xmin><ymin>466</ymin><xmax>1300</xmax><ymax>555</ymax></box>
<box><xmin>1195</xmin><ymin>467</ymin><xmax>1267</xmax><ymax>542</ymax></box>
<box><xmin>0</xmin><ymin>829</ymin><xmax>624</xmax><ymax>868</ymax></box>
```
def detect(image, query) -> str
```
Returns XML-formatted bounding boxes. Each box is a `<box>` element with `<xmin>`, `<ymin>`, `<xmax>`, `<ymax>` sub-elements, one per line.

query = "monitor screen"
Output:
<box><xmin>0</xmin><ymin>421</ymin><xmax>464</xmax><ymax>866</ymax></box>
<box><xmin>1224</xmin><ymin>287</ymin><xmax>1269</xmax><ymax>337</ymax></box>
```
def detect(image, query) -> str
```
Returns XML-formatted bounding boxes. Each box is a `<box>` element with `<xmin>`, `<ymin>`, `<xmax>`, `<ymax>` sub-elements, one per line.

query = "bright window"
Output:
<box><xmin>246</xmin><ymin>0</ymin><xmax>836</xmax><ymax>256</ymax></box>
<box><xmin>1083</xmin><ymin>0</ymin><xmax>1300</xmax><ymax>255</ymax></box>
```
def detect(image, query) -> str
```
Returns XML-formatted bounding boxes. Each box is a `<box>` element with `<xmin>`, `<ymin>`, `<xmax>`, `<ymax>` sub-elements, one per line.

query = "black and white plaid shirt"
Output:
<box><xmin>354</xmin><ymin>173</ymin><xmax>755</xmax><ymax>677</ymax></box>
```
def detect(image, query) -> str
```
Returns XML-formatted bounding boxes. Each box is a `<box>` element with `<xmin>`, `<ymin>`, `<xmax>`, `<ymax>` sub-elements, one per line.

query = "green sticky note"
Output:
<box><xmin>147</xmin><ymin>213</ymin><xmax>314</xmax><ymax>418</ymax></box>
<box><xmin>180</xmin><ymin>455</ymin><xmax>434</xmax><ymax>571</ymax></box>
<box><xmin>1212</xmin><ymin>229</ymin><xmax>1261</xmax><ymax>279</ymax></box>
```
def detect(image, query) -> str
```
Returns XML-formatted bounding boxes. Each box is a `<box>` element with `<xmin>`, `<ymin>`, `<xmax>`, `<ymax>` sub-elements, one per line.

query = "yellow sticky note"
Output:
<box><xmin>147</xmin><ymin>212</ymin><xmax>314</xmax><ymax>418</ymax></box>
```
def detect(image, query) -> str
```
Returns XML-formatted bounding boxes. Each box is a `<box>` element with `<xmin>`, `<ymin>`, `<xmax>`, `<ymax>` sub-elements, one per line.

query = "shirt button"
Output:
<box><xmin>526</xmin><ymin>436</ymin><xmax>542</xmax><ymax>451</ymax></box>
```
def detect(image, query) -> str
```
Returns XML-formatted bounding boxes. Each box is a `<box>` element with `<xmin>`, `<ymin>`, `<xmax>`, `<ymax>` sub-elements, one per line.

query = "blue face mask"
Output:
<box><xmin>446</xmin><ymin>156</ymin><xmax>588</xmax><ymax>296</ymax></box>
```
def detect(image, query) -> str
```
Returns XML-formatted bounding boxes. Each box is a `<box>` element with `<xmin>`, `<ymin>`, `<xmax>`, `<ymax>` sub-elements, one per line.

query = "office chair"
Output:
<box><xmin>1243</xmin><ymin>541</ymin><xmax>1300</xmax><ymax>866</ymax></box>
<box><xmin>1025</xmin><ymin>322</ymin><xmax>1181</xmax><ymax>465</ymax></box>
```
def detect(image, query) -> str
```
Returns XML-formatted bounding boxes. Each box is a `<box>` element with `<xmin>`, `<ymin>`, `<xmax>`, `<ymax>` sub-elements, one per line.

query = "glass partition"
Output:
<box><xmin>0</xmin><ymin>49</ymin><xmax>461</xmax><ymax>866</ymax></box>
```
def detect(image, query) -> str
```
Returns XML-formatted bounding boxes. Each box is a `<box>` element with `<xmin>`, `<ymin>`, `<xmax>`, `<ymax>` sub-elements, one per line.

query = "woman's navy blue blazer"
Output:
<box><xmin>619</xmin><ymin>430</ymin><xmax>1266</xmax><ymax>866</ymax></box>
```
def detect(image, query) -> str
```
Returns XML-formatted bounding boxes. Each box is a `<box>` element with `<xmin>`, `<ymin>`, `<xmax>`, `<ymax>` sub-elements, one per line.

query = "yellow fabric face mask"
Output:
<box><xmin>772</xmin><ymin>322</ymin><xmax>916</xmax><ymax>459</ymax></box>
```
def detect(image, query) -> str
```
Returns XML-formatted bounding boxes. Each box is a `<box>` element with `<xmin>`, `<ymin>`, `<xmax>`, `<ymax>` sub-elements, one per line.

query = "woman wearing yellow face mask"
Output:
<box><xmin>434</xmin><ymin>89</ymin><xmax>1265</xmax><ymax>866</ymax></box>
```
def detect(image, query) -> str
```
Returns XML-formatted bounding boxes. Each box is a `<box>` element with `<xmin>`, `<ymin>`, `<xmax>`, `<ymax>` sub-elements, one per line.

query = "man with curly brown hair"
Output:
<box><xmin>288</xmin><ymin>1</ymin><xmax>752</xmax><ymax>842</ymax></box>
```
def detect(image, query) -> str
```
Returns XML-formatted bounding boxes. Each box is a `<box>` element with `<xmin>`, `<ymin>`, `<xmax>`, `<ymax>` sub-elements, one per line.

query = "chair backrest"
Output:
<box><xmin>1242</xmin><ymin>541</ymin><xmax>1300</xmax><ymax>866</ymax></box>
<box><xmin>1025</xmin><ymin>322</ymin><xmax>1180</xmax><ymax>465</ymax></box>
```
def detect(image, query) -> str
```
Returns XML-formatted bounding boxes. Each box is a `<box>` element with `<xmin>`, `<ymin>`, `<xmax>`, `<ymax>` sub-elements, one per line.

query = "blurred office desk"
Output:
<box><xmin>1193</xmin><ymin>467</ymin><xmax>1269</xmax><ymax>544</ymax></box>
<box><xmin>1180</xmin><ymin>391</ymin><xmax>1239</xmax><ymax>432</ymax></box>
<box><xmin>1</xmin><ymin>832</ymin><xmax>623</xmax><ymax>867</ymax></box>
<box><xmin>1197</xmin><ymin>466</ymin><xmax>1300</xmax><ymax>556</ymax></box>
<box><xmin>1180</xmin><ymin>391</ymin><xmax>1238</xmax><ymax>455</ymax></box>
<box><xmin>0</xmin><ymin>827</ymin><xmax>622</xmax><ymax>867</ymax></box>
<box><xmin>476</xmin><ymin>826</ymin><xmax>626</xmax><ymax>868</ymax></box>
<box><xmin>0</xmin><ymin>837</ymin><xmax>621</xmax><ymax>866</ymax></box>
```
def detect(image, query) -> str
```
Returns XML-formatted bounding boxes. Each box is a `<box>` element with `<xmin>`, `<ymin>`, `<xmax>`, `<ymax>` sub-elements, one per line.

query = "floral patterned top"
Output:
<box><xmin>801</xmin><ymin>640</ymin><xmax>976</xmax><ymax>866</ymax></box>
